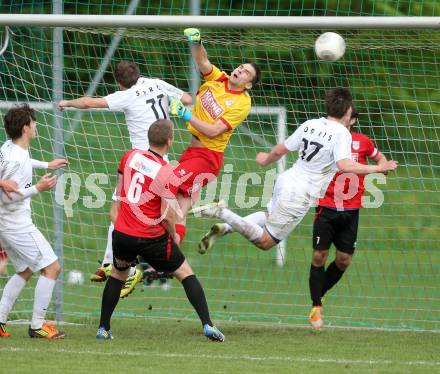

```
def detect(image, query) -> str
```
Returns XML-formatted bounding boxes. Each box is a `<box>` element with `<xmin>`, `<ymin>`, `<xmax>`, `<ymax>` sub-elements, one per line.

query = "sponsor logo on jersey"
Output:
<box><xmin>351</xmin><ymin>152</ymin><xmax>359</xmax><ymax>162</ymax></box>
<box><xmin>200</xmin><ymin>88</ymin><xmax>224</xmax><ymax>120</ymax></box>
<box><xmin>128</xmin><ymin>152</ymin><xmax>162</xmax><ymax>179</ymax></box>
<box><xmin>352</xmin><ymin>140</ymin><xmax>360</xmax><ymax>150</ymax></box>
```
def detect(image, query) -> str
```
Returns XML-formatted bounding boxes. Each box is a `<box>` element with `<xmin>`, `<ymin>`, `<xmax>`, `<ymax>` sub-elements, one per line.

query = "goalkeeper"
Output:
<box><xmin>170</xmin><ymin>28</ymin><xmax>261</xmax><ymax>237</ymax></box>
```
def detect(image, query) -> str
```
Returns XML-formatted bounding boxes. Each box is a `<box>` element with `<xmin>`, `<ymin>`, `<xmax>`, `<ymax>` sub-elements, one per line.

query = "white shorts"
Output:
<box><xmin>265</xmin><ymin>174</ymin><xmax>313</xmax><ymax>242</ymax></box>
<box><xmin>0</xmin><ymin>227</ymin><xmax>58</xmax><ymax>273</ymax></box>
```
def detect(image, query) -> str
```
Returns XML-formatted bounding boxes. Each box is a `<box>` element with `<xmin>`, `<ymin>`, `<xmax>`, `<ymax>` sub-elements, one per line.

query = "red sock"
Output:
<box><xmin>175</xmin><ymin>224</ymin><xmax>186</xmax><ymax>244</ymax></box>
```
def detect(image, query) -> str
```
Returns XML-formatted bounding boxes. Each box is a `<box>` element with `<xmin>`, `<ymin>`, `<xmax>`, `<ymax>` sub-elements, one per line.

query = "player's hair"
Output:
<box><xmin>3</xmin><ymin>104</ymin><xmax>36</xmax><ymax>140</ymax></box>
<box><xmin>115</xmin><ymin>61</ymin><xmax>140</xmax><ymax>89</ymax></box>
<box><xmin>325</xmin><ymin>88</ymin><xmax>353</xmax><ymax>118</ymax></box>
<box><xmin>351</xmin><ymin>108</ymin><xmax>359</xmax><ymax>119</ymax></box>
<box><xmin>249</xmin><ymin>62</ymin><xmax>262</xmax><ymax>88</ymax></box>
<box><xmin>148</xmin><ymin>119</ymin><xmax>173</xmax><ymax>147</ymax></box>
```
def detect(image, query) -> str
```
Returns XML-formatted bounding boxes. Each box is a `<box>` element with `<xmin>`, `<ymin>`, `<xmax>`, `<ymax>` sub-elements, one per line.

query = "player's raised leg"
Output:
<box><xmin>195</xmin><ymin>202</ymin><xmax>272</xmax><ymax>249</ymax></box>
<box><xmin>198</xmin><ymin>211</ymin><xmax>267</xmax><ymax>254</ymax></box>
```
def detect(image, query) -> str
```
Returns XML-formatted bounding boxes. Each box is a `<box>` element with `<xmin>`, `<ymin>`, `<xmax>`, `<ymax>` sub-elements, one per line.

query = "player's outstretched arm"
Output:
<box><xmin>48</xmin><ymin>159</ymin><xmax>69</xmax><ymax>170</ymax></box>
<box><xmin>170</xmin><ymin>99</ymin><xmax>227</xmax><ymax>138</ymax></box>
<box><xmin>256</xmin><ymin>143</ymin><xmax>290</xmax><ymax>167</ymax></box>
<box><xmin>58</xmin><ymin>97</ymin><xmax>108</xmax><ymax>111</ymax></box>
<box><xmin>31</xmin><ymin>158</ymin><xmax>69</xmax><ymax>170</ymax></box>
<box><xmin>183</xmin><ymin>28</ymin><xmax>212</xmax><ymax>76</ymax></box>
<box><xmin>337</xmin><ymin>158</ymin><xmax>398</xmax><ymax>175</ymax></box>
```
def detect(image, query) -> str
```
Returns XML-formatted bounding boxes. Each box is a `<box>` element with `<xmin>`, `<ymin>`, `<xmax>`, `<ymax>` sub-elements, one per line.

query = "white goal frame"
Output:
<box><xmin>0</xmin><ymin>14</ymin><xmax>438</xmax><ymax>323</ymax></box>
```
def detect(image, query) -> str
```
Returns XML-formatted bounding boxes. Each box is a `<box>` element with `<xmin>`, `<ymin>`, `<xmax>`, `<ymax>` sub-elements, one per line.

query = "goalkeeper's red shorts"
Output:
<box><xmin>176</xmin><ymin>147</ymin><xmax>224</xmax><ymax>199</ymax></box>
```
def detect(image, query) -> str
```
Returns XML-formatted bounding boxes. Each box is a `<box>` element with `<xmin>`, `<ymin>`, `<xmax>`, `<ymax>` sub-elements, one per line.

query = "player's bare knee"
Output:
<box><xmin>312</xmin><ymin>249</ymin><xmax>329</xmax><ymax>266</ymax></box>
<box><xmin>173</xmin><ymin>260</ymin><xmax>194</xmax><ymax>282</ymax></box>
<box><xmin>255</xmin><ymin>231</ymin><xmax>277</xmax><ymax>250</ymax></box>
<box><xmin>110</xmin><ymin>264</ymin><xmax>129</xmax><ymax>281</ymax></box>
<box><xmin>18</xmin><ymin>267</ymin><xmax>33</xmax><ymax>281</ymax></box>
<box><xmin>41</xmin><ymin>260</ymin><xmax>61</xmax><ymax>279</ymax></box>
<box><xmin>335</xmin><ymin>252</ymin><xmax>352</xmax><ymax>270</ymax></box>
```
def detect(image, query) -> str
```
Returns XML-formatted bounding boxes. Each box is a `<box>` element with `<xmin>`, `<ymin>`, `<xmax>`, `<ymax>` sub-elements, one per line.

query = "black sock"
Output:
<box><xmin>182</xmin><ymin>274</ymin><xmax>212</xmax><ymax>327</ymax></box>
<box><xmin>99</xmin><ymin>276</ymin><xmax>124</xmax><ymax>330</ymax></box>
<box><xmin>322</xmin><ymin>261</ymin><xmax>345</xmax><ymax>297</ymax></box>
<box><xmin>309</xmin><ymin>265</ymin><xmax>325</xmax><ymax>307</ymax></box>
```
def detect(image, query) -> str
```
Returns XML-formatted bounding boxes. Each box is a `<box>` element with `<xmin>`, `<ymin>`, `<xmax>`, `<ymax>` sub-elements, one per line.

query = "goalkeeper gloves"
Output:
<box><xmin>184</xmin><ymin>28</ymin><xmax>201</xmax><ymax>45</ymax></box>
<box><xmin>170</xmin><ymin>99</ymin><xmax>192</xmax><ymax>121</ymax></box>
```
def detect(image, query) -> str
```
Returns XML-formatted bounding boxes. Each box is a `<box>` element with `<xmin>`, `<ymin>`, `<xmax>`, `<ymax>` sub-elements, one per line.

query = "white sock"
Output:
<box><xmin>128</xmin><ymin>266</ymin><xmax>136</xmax><ymax>277</ymax></box>
<box><xmin>103</xmin><ymin>223</ymin><xmax>114</xmax><ymax>265</ymax></box>
<box><xmin>222</xmin><ymin>211</ymin><xmax>267</xmax><ymax>235</ymax></box>
<box><xmin>0</xmin><ymin>274</ymin><xmax>27</xmax><ymax>323</ymax></box>
<box><xmin>31</xmin><ymin>275</ymin><xmax>56</xmax><ymax>329</ymax></box>
<box><xmin>219</xmin><ymin>208</ymin><xmax>264</xmax><ymax>243</ymax></box>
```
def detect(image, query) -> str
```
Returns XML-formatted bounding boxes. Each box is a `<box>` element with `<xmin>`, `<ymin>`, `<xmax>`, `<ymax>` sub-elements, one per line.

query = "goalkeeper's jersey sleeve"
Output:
<box><xmin>187</xmin><ymin>65</ymin><xmax>251</xmax><ymax>152</ymax></box>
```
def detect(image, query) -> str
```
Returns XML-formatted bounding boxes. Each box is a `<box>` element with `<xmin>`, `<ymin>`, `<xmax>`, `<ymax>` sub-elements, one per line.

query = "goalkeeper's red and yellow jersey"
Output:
<box><xmin>187</xmin><ymin>65</ymin><xmax>251</xmax><ymax>152</ymax></box>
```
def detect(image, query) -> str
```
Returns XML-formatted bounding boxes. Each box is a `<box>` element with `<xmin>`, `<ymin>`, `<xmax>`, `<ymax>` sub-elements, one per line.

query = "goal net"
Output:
<box><xmin>0</xmin><ymin>24</ymin><xmax>438</xmax><ymax>331</ymax></box>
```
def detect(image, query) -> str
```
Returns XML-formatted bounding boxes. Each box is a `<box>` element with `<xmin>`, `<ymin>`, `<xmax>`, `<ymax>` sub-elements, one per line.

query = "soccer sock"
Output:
<box><xmin>102</xmin><ymin>222</ymin><xmax>114</xmax><ymax>265</ymax></box>
<box><xmin>181</xmin><ymin>275</ymin><xmax>213</xmax><ymax>327</ymax></box>
<box><xmin>218</xmin><ymin>208</ymin><xmax>263</xmax><ymax>242</ymax></box>
<box><xmin>128</xmin><ymin>266</ymin><xmax>136</xmax><ymax>277</ymax></box>
<box><xmin>31</xmin><ymin>275</ymin><xmax>56</xmax><ymax>329</ymax></box>
<box><xmin>0</xmin><ymin>274</ymin><xmax>27</xmax><ymax>323</ymax></box>
<box><xmin>222</xmin><ymin>211</ymin><xmax>267</xmax><ymax>235</ymax></box>
<box><xmin>309</xmin><ymin>265</ymin><xmax>326</xmax><ymax>307</ymax></box>
<box><xmin>322</xmin><ymin>261</ymin><xmax>345</xmax><ymax>297</ymax></box>
<box><xmin>99</xmin><ymin>276</ymin><xmax>124</xmax><ymax>331</ymax></box>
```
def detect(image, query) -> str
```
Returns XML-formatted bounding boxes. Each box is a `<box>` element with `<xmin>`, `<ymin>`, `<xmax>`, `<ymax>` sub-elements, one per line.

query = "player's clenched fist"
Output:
<box><xmin>184</xmin><ymin>28</ymin><xmax>201</xmax><ymax>44</ymax></box>
<box><xmin>170</xmin><ymin>99</ymin><xmax>192</xmax><ymax>121</ymax></box>
<box><xmin>256</xmin><ymin>152</ymin><xmax>270</xmax><ymax>167</ymax></box>
<box><xmin>378</xmin><ymin>159</ymin><xmax>398</xmax><ymax>174</ymax></box>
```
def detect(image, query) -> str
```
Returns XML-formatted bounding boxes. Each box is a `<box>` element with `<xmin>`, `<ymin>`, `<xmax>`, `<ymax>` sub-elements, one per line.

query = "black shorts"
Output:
<box><xmin>112</xmin><ymin>230</ymin><xmax>185</xmax><ymax>272</ymax></box>
<box><xmin>313</xmin><ymin>206</ymin><xmax>359</xmax><ymax>254</ymax></box>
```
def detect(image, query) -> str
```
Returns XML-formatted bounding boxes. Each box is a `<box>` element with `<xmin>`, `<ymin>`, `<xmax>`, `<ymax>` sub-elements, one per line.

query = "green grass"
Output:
<box><xmin>1</xmin><ymin>319</ymin><xmax>440</xmax><ymax>374</ymax></box>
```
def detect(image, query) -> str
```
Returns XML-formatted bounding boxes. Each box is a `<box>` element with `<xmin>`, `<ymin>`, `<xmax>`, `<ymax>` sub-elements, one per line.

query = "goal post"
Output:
<box><xmin>0</xmin><ymin>15</ymin><xmax>439</xmax><ymax>331</ymax></box>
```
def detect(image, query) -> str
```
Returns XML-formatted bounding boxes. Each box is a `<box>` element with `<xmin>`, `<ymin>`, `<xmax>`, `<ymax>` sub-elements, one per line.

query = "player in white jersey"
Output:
<box><xmin>58</xmin><ymin>61</ymin><xmax>192</xmax><ymax>296</ymax></box>
<box><xmin>195</xmin><ymin>88</ymin><xmax>398</xmax><ymax>252</ymax></box>
<box><xmin>0</xmin><ymin>104</ymin><xmax>69</xmax><ymax>339</ymax></box>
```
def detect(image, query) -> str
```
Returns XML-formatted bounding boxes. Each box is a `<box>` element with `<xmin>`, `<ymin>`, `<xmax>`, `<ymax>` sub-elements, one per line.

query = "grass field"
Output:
<box><xmin>2</xmin><ymin>319</ymin><xmax>440</xmax><ymax>373</ymax></box>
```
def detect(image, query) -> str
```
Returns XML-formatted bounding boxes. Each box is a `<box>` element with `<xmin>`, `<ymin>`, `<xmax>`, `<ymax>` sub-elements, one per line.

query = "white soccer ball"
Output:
<box><xmin>67</xmin><ymin>270</ymin><xmax>84</xmax><ymax>285</ymax></box>
<box><xmin>314</xmin><ymin>32</ymin><xmax>346</xmax><ymax>61</ymax></box>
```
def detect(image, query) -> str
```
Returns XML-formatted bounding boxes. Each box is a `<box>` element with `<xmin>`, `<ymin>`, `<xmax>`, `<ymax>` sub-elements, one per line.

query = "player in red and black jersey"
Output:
<box><xmin>309</xmin><ymin>109</ymin><xmax>390</xmax><ymax>329</ymax></box>
<box><xmin>97</xmin><ymin>119</ymin><xmax>224</xmax><ymax>342</ymax></box>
